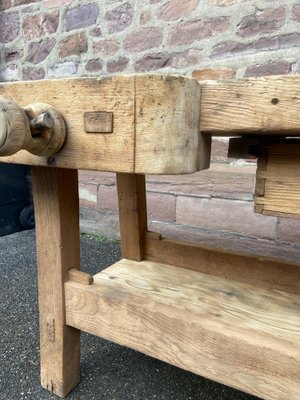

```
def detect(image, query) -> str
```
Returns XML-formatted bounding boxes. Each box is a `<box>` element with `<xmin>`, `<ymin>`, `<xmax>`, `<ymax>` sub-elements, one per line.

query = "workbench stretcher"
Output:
<box><xmin>1</xmin><ymin>74</ymin><xmax>300</xmax><ymax>400</ymax></box>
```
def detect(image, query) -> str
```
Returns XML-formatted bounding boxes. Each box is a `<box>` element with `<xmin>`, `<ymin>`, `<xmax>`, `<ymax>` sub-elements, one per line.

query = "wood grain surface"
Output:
<box><xmin>144</xmin><ymin>232</ymin><xmax>300</xmax><ymax>294</ymax></box>
<box><xmin>200</xmin><ymin>75</ymin><xmax>300</xmax><ymax>135</ymax></box>
<box><xmin>0</xmin><ymin>75</ymin><xmax>202</xmax><ymax>174</ymax></box>
<box><xmin>255</xmin><ymin>143</ymin><xmax>300</xmax><ymax>218</ymax></box>
<box><xmin>65</xmin><ymin>258</ymin><xmax>300</xmax><ymax>400</ymax></box>
<box><xmin>32</xmin><ymin>167</ymin><xmax>81</xmax><ymax>397</ymax></box>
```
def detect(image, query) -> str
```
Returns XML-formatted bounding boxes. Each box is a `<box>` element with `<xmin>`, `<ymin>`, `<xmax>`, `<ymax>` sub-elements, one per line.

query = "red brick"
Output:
<box><xmin>97</xmin><ymin>185</ymin><xmax>118</xmax><ymax>212</ymax></box>
<box><xmin>147</xmin><ymin>192</ymin><xmax>176</xmax><ymax>222</ymax></box>
<box><xmin>158</xmin><ymin>0</ymin><xmax>197</xmax><ymax>21</ymax></box>
<box><xmin>79</xmin><ymin>183</ymin><xmax>98</xmax><ymax>209</ymax></box>
<box><xmin>176</xmin><ymin>196</ymin><xmax>277</xmax><ymax>239</ymax></box>
<box><xmin>169</xmin><ymin>17</ymin><xmax>230</xmax><ymax>46</ymax></box>
<box><xmin>124</xmin><ymin>27</ymin><xmax>163</xmax><ymax>52</ymax></box>
<box><xmin>245</xmin><ymin>61</ymin><xmax>291</xmax><ymax>77</ymax></box>
<box><xmin>277</xmin><ymin>219</ymin><xmax>300</xmax><ymax>244</ymax></box>
<box><xmin>237</xmin><ymin>7</ymin><xmax>286</xmax><ymax>37</ymax></box>
<box><xmin>93</xmin><ymin>39</ymin><xmax>120</xmax><ymax>56</ymax></box>
<box><xmin>292</xmin><ymin>5</ymin><xmax>300</xmax><ymax>22</ymax></box>
<box><xmin>192</xmin><ymin>68</ymin><xmax>235</xmax><ymax>80</ymax></box>
<box><xmin>23</xmin><ymin>12</ymin><xmax>59</xmax><ymax>40</ymax></box>
<box><xmin>59</xmin><ymin>33</ymin><xmax>88</xmax><ymax>58</ymax></box>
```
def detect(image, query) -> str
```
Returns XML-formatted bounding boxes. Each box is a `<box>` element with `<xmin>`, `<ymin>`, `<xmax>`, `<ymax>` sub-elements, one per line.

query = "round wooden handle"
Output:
<box><xmin>0</xmin><ymin>96</ymin><xmax>66</xmax><ymax>157</ymax></box>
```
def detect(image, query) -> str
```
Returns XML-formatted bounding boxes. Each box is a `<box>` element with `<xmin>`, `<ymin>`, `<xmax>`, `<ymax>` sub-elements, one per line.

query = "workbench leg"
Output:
<box><xmin>32</xmin><ymin>167</ymin><xmax>80</xmax><ymax>398</ymax></box>
<box><xmin>116</xmin><ymin>173</ymin><xmax>147</xmax><ymax>261</ymax></box>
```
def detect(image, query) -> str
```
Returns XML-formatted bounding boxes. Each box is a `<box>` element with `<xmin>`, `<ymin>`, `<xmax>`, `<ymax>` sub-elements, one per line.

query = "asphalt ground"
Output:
<box><xmin>0</xmin><ymin>230</ymin><xmax>258</xmax><ymax>400</ymax></box>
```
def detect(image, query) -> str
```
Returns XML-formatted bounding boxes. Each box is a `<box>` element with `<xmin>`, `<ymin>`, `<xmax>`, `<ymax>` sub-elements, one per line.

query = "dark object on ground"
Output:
<box><xmin>0</xmin><ymin>164</ymin><xmax>35</xmax><ymax>236</ymax></box>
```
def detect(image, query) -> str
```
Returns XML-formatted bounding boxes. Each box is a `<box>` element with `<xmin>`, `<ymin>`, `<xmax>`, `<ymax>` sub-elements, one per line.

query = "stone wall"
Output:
<box><xmin>1</xmin><ymin>0</ymin><xmax>300</xmax><ymax>256</ymax></box>
<box><xmin>1</xmin><ymin>0</ymin><xmax>300</xmax><ymax>81</ymax></box>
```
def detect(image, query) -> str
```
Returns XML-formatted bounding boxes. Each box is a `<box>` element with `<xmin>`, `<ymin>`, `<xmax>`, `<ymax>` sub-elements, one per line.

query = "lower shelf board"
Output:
<box><xmin>65</xmin><ymin>259</ymin><xmax>300</xmax><ymax>400</ymax></box>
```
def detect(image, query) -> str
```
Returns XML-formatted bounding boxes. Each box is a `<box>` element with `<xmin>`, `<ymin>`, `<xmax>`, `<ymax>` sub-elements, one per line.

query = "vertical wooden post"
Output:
<box><xmin>31</xmin><ymin>167</ymin><xmax>80</xmax><ymax>397</ymax></box>
<box><xmin>116</xmin><ymin>173</ymin><xmax>147</xmax><ymax>261</ymax></box>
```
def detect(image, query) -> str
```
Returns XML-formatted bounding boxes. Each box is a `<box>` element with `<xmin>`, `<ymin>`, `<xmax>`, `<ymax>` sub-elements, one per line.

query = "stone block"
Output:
<box><xmin>158</xmin><ymin>0</ymin><xmax>198</xmax><ymax>21</ymax></box>
<box><xmin>147</xmin><ymin>192</ymin><xmax>176</xmax><ymax>223</ymax></box>
<box><xmin>277</xmin><ymin>219</ymin><xmax>300</xmax><ymax>244</ymax></box>
<box><xmin>97</xmin><ymin>185</ymin><xmax>118</xmax><ymax>212</ymax></box>
<box><xmin>65</xmin><ymin>4</ymin><xmax>99</xmax><ymax>31</ymax></box>
<box><xmin>124</xmin><ymin>27</ymin><xmax>163</xmax><ymax>52</ymax></box>
<box><xmin>79</xmin><ymin>183</ymin><xmax>98</xmax><ymax>209</ymax></box>
<box><xmin>169</xmin><ymin>17</ymin><xmax>230</xmax><ymax>46</ymax></box>
<box><xmin>59</xmin><ymin>33</ymin><xmax>88</xmax><ymax>58</ymax></box>
<box><xmin>23</xmin><ymin>12</ymin><xmax>59</xmax><ymax>39</ymax></box>
<box><xmin>105</xmin><ymin>3</ymin><xmax>134</xmax><ymax>33</ymax></box>
<box><xmin>176</xmin><ymin>196</ymin><xmax>277</xmax><ymax>239</ymax></box>
<box><xmin>0</xmin><ymin>12</ymin><xmax>19</xmax><ymax>43</ymax></box>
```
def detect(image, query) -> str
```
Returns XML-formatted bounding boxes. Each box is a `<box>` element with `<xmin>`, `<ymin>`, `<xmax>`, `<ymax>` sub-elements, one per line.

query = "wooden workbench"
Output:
<box><xmin>1</xmin><ymin>74</ymin><xmax>300</xmax><ymax>400</ymax></box>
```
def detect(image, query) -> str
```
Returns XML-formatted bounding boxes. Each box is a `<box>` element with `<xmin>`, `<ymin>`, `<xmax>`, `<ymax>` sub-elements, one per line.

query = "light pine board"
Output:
<box><xmin>255</xmin><ymin>143</ymin><xmax>300</xmax><ymax>218</ymax></box>
<box><xmin>144</xmin><ymin>232</ymin><xmax>300</xmax><ymax>294</ymax></box>
<box><xmin>32</xmin><ymin>167</ymin><xmax>81</xmax><ymax>397</ymax></box>
<box><xmin>200</xmin><ymin>75</ymin><xmax>300</xmax><ymax>135</ymax></box>
<box><xmin>65</xmin><ymin>258</ymin><xmax>300</xmax><ymax>400</ymax></box>
<box><xmin>0</xmin><ymin>75</ymin><xmax>202</xmax><ymax>174</ymax></box>
<box><xmin>116</xmin><ymin>173</ymin><xmax>147</xmax><ymax>261</ymax></box>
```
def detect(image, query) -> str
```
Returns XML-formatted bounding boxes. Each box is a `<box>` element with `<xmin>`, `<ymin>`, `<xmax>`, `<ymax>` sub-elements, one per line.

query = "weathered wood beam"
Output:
<box><xmin>255</xmin><ymin>141</ymin><xmax>300</xmax><ymax>218</ymax></box>
<box><xmin>199</xmin><ymin>75</ymin><xmax>300</xmax><ymax>135</ymax></box>
<box><xmin>0</xmin><ymin>75</ymin><xmax>202</xmax><ymax>174</ymax></box>
<box><xmin>65</xmin><ymin>258</ymin><xmax>300</xmax><ymax>400</ymax></box>
<box><xmin>144</xmin><ymin>232</ymin><xmax>300</xmax><ymax>294</ymax></box>
<box><xmin>32</xmin><ymin>167</ymin><xmax>81</xmax><ymax>397</ymax></box>
<box><xmin>116</xmin><ymin>173</ymin><xmax>147</xmax><ymax>261</ymax></box>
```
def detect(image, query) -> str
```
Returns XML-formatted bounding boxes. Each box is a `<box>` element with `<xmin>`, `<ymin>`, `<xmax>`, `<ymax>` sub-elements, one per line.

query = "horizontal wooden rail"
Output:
<box><xmin>0</xmin><ymin>75</ymin><xmax>202</xmax><ymax>173</ymax></box>
<box><xmin>144</xmin><ymin>232</ymin><xmax>300</xmax><ymax>294</ymax></box>
<box><xmin>200</xmin><ymin>75</ymin><xmax>300</xmax><ymax>135</ymax></box>
<box><xmin>1</xmin><ymin>74</ymin><xmax>300</xmax><ymax>171</ymax></box>
<box><xmin>65</xmin><ymin>258</ymin><xmax>300</xmax><ymax>400</ymax></box>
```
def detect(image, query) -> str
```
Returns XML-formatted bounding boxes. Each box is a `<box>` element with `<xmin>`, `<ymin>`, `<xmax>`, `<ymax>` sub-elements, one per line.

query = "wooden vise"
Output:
<box><xmin>1</xmin><ymin>74</ymin><xmax>300</xmax><ymax>400</ymax></box>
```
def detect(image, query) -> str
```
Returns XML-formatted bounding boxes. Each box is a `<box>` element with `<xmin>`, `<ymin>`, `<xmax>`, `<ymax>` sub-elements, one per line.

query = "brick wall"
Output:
<box><xmin>1</xmin><ymin>0</ymin><xmax>300</xmax><ymax>80</ymax></box>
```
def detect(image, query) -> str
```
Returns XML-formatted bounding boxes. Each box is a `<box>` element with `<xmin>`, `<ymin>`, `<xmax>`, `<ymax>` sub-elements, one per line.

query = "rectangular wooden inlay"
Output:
<box><xmin>84</xmin><ymin>111</ymin><xmax>113</xmax><ymax>133</ymax></box>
